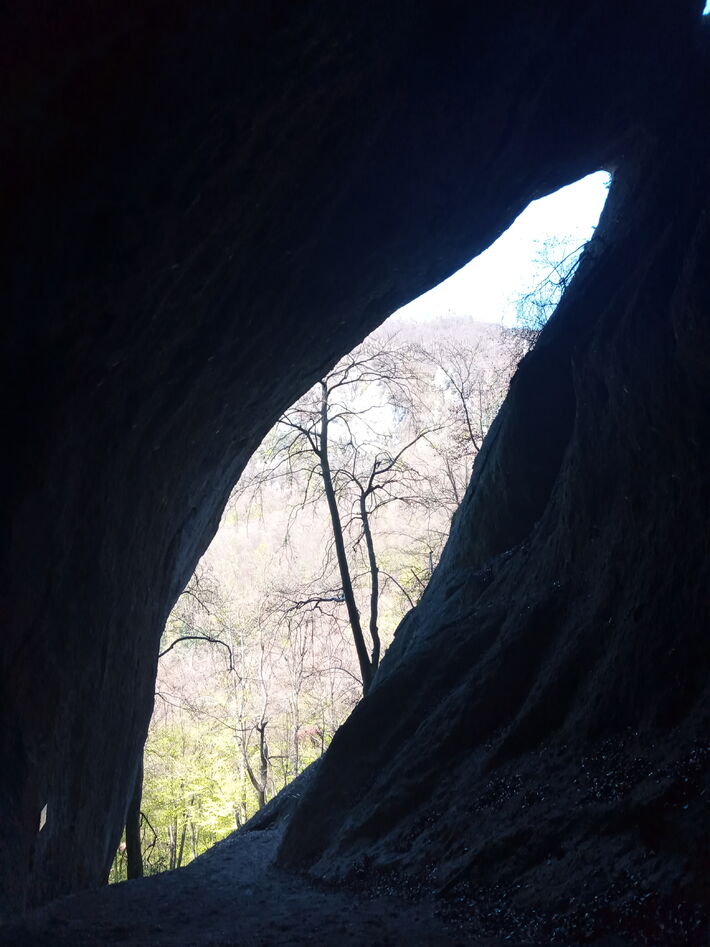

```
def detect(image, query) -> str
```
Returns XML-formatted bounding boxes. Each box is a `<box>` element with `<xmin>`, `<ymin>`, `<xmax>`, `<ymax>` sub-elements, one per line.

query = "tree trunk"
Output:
<box><xmin>167</xmin><ymin>822</ymin><xmax>176</xmax><ymax>870</ymax></box>
<box><xmin>359</xmin><ymin>491</ymin><xmax>381</xmax><ymax>671</ymax></box>
<box><xmin>228</xmin><ymin>625</ymin><xmax>249</xmax><ymax>826</ymax></box>
<box><xmin>319</xmin><ymin>382</ymin><xmax>373</xmax><ymax>693</ymax></box>
<box><xmin>244</xmin><ymin>722</ymin><xmax>269</xmax><ymax>810</ymax></box>
<box><xmin>292</xmin><ymin>706</ymin><xmax>300</xmax><ymax>778</ymax></box>
<box><xmin>257</xmin><ymin>722</ymin><xmax>269</xmax><ymax>809</ymax></box>
<box><xmin>125</xmin><ymin>759</ymin><xmax>144</xmax><ymax>879</ymax></box>
<box><xmin>176</xmin><ymin>818</ymin><xmax>187</xmax><ymax>868</ymax></box>
<box><xmin>240</xmin><ymin>756</ymin><xmax>248</xmax><ymax>823</ymax></box>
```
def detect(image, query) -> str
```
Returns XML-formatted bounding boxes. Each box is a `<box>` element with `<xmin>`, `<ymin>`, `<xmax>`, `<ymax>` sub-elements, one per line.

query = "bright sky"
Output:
<box><xmin>392</xmin><ymin>171</ymin><xmax>611</xmax><ymax>327</ymax></box>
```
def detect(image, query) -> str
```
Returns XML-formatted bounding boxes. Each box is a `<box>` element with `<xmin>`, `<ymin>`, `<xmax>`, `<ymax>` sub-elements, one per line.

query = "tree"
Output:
<box><xmin>243</xmin><ymin>720</ymin><xmax>270</xmax><ymax>810</ymax></box>
<box><xmin>413</xmin><ymin>338</ymin><xmax>509</xmax><ymax>516</ymax></box>
<box><xmin>239</xmin><ymin>339</ymin><xmax>434</xmax><ymax>695</ymax></box>
<box><xmin>516</xmin><ymin>235</ymin><xmax>589</xmax><ymax>340</ymax></box>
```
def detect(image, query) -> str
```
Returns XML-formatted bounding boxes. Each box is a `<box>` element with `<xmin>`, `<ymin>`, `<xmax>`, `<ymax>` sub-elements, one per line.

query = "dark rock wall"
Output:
<box><xmin>1</xmin><ymin>0</ymin><xmax>706</xmax><ymax>920</ymax></box>
<box><xmin>279</xmin><ymin>19</ymin><xmax>710</xmax><ymax>926</ymax></box>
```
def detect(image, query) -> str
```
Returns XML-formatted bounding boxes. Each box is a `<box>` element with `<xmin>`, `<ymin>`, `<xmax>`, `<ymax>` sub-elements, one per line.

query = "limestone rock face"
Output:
<box><xmin>1</xmin><ymin>0</ymin><xmax>707</xmax><ymax>924</ymax></box>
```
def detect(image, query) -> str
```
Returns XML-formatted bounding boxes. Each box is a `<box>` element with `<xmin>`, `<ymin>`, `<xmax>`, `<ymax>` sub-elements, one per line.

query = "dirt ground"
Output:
<box><xmin>0</xmin><ymin>826</ymin><xmax>490</xmax><ymax>947</ymax></box>
<box><xmin>2</xmin><ymin>811</ymin><xmax>701</xmax><ymax>946</ymax></box>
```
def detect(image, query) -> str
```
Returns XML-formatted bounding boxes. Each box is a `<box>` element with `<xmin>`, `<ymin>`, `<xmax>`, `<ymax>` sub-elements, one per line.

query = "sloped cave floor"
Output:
<box><xmin>0</xmin><ymin>822</ymin><xmax>452</xmax><ymax>947</ymax></box>
<box><xmin>2</xmin><ymin>729</ymin><xmax>707</xmax><ymax>947</ymax></box>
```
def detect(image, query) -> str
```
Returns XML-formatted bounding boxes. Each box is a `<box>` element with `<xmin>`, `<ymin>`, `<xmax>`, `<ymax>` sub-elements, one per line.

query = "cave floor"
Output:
<box><xmin>0</xmin><ymin>825</ymin><xmax>492</xmax><ymax>947</ymax></box>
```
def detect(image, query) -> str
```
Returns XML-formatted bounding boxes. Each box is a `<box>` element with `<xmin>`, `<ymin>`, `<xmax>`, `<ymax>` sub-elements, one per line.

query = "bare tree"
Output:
<box><xmin>414</xmin><ymin>339</ymin><xmax>507</xmax><ymax>515</ymax></box>
<box><xmin>516</xmin><ymin>235</ymin><xmax>589</xmax><ymax>342</ymax></box>
<box><xmin>238</xmin><ymin>339</ymin><xmax>434</xmax><ymax>695</ymax></box>
<box><xmin>158</xmin><ymin>565</ymin><xmax>234</xmax><ymax>666</ymax></box>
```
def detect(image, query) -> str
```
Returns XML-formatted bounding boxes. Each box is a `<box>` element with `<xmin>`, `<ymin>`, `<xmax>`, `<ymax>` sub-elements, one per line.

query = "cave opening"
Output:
<box><xmin>4</xmin><ymin>2</ymin><xmax>708</xmax><ymax>940</ymax></box>
<box><xmin>0</xmin><ymin>0</ymin><xmax>710</xmax><ymax>947</ymax></box>
<box><xmin>114</xmin><ymin>172</ymin><xmax>611</xmax><ymax>883</ymax></box>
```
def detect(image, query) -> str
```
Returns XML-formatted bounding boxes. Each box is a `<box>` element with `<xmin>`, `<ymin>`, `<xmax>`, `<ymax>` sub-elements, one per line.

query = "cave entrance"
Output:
<box><xmin>114</xmin><ymin>171</ymin><xmax>610</xmax><ymax>882</ymax></box>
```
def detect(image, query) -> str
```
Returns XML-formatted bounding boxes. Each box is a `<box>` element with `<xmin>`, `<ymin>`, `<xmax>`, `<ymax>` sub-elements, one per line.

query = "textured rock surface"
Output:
<box><xmin>279</xmin><ymin>21</ymin><xmax>710</xmax><ymax>942</ymax></box>
<box><xmin>1</xmin><ymin>0</ymin><xmax>708</xmax><ymax>937</ymax></box>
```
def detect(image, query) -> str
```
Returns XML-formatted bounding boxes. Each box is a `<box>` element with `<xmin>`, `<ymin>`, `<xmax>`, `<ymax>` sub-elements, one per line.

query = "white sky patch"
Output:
<box><xmin>392</xmin><ymin>171</ymin><xmax>611</xmax><ymax>327</ymax></box>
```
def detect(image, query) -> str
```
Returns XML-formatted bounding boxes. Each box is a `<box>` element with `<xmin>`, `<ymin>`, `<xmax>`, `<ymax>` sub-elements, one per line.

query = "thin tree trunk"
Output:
<box><xmin>445</xmin><ymin>455</ymin><xmax>460</xmax><ymax>507</ymax></box>
<box><xmin>228</xmin><ymin>624</ymin><xmax>249</xmax><ymax>826</ymax></box>
<box><xmin>244</xmin><ymin>722</ymin><xmax>269</xmax><ymax>810</ymax></box>
<box><xmin>359</xmin><ymin>491</ymin><xmax>381</xmax><ymax>672</ymax></box>
<box><xmin>240</xmin><ymin>750</ymin><xmax>248</xmax><ymax>822</ymax></box>
<box><xmin>319</xmin><ymin>382</ymin><xmax>373</xmax><ymax>693</ymax></box>
<box><xmin>168</xmin><ymin>822</ymin><xmax>176</xmax><ymax>870</ymax></box>
<box><xmin>292</xmin><ymin>705</ymin><xmax>300</xmax><ymax>778</ymax></box>
<box><xmin>176</xmin><ymin>818</ymin><xmax>187</xmax><ymax>868</ymax></box>
<box><xmin>125</xmin><ymin>758</ymin><xmax>144</xmax><ymax>879</ymax></box>
<box><xmin>258</xmin><ymin>722</ymin><xmax>269</xmax><ymax>808</ymax></box>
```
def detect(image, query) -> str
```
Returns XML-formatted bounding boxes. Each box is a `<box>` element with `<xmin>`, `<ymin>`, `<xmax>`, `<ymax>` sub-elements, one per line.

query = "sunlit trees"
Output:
<box><xmin>238</xmin><ymin>338</ymin><xmax>436</xmax><ymax>694</ymax></box>
<box><xmin>111</xmin><ymin>318</ymin><xmax>519</xmax><ymax>881</ymax></box>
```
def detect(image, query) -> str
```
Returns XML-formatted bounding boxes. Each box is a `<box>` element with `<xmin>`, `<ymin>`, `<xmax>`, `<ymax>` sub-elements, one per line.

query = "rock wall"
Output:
<box><xmin>1</xmin><ymin>0</ymin><xmax>706</xmax><ymax>922</ymax></box>
<box><xmin>279</xmin><ymin>20</ymin><xmax>710</xmax><ymax>935</ymax></box>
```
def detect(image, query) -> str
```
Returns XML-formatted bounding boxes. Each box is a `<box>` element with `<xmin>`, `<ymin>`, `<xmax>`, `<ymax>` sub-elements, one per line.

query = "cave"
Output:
<box><xmin>2</xmin><ymin>1</ymin><xmax>708</xmax><ymax>943</ymax></box>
